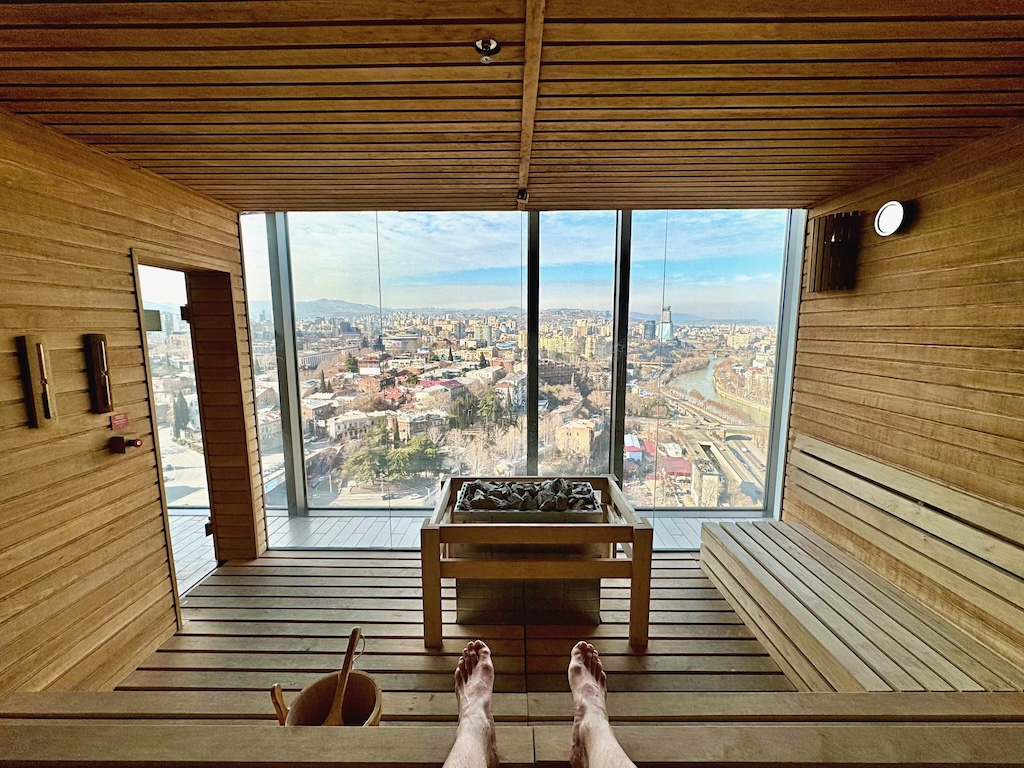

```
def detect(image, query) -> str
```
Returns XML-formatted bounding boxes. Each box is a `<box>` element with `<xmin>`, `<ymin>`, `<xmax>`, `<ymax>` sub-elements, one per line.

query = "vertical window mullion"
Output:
<box><xmin>764</xmin><ymin>208</ymin><xmax>807</xmax><ymax>518</ymax></box>
<box><xmin>526</xmin><ymin>211</ymin><xmax>540</xmax><ymax>474</ymax></box>
<box><xmin>609</xmin><ymin>210</ymin><xmax>632</xmax><ymax>482</ymax></box>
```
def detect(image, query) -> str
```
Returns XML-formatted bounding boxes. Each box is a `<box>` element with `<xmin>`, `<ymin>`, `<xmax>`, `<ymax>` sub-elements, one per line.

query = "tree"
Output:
<box><xmin>173</xmin><ymin>392</ymin><xmax>190</xmax><ymax>439</ymax></box>
<box><xmin>478</xmin><ymin>388</ymin><xmax>507</xmax><ymax>428</ymax></box>
<box><xmin>453</xmin><ymin>392</ymin><xmax>479</xmax><ymax>429</ymax></box>
<box><xmin>478</xmin><ymin>352</ymin><xmax>488</xmax><ymax>369</ymax></box>
<box><xmin>346</xmin><ymin>354</ymin><xmax>358</xmax><ymax>373</ymax></box>
<box><xmin>388</xmin><ymin>435</ymin><xmax>442</xmax><ymax>479</ymax></box>
<box><xmin>319</xmin><ymin>370</ymin><xmax>329</xmax><ymax>393</ymax></box>
<box><xmin>343</xmin><ymin>421</ymin><xmax>391</xmax><ymax>484</ymax></box>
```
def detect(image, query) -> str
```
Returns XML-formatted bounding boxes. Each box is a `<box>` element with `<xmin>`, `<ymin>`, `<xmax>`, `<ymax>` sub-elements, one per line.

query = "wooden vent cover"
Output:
<box><xmin>808</xmin><ymin>211</ymin><xmax>861</xmax><ymax>292</ymax></box>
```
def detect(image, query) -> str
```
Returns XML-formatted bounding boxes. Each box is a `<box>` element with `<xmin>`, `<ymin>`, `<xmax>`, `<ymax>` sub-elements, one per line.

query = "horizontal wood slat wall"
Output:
<box><xmin>783</xmin><ymin>122</ymin><xmax>1024</xmax><ymax>666</ymax></box>
<box><xmin>0</xmin><ymin>107</ymin><xmax>259</xmax><ymax>694</ymax></box>
<box><xmin>0</xmin><ymin>3</ymin><xmax>1023</xmax><ymax>210</ymax></box>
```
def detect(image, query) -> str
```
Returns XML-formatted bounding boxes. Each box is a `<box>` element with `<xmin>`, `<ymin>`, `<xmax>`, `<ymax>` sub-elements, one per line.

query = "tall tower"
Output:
<box><xmin>658</xmin><ymin>306</ymin><xmax>674</xmax><ymax>342</ymax></box>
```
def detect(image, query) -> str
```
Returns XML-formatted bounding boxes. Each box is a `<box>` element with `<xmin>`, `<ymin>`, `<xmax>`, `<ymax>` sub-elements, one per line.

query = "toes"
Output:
<box><xmin>475</xmin><ymin>640</ymin><xmax>492</xmax><ymax>662</ymax></box>
<box><xmin>571</xmin><ymin>640</ymin><xmax>588</xmax><ymax>663</ymax></box>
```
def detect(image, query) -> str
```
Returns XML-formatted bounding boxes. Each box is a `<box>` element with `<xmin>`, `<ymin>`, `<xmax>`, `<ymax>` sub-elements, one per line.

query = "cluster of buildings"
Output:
<box><xmin>230</xmin><ymin>304</ymin><xmax>777</xmax><ymax>506</ymax></box>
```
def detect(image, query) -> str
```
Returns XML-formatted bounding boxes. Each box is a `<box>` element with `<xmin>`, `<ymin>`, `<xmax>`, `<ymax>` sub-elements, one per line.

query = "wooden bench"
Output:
<box><xmin>702</xmin><ymin>435</ymin><xmax>1024</xmax><ymax>692</ymax></box>
<box><xmin>703</xmin><ymin>520</ymin><xmax>1024</xmax><ymax>691</ymax></box>
<box><xmin>5</xmin><ymin>719</ymin><xmax>1024</xmax><ymax>767</ymax></box>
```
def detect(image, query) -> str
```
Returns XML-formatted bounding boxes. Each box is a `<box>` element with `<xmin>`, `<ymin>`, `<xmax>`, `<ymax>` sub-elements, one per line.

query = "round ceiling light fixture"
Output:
<box><xmin>873</xmin><ymin>200</ymin><xmax>906</xmax><ymax>237</ymax></box>
<box><xmin>474</xmin><ymin>38</ymin><xmax>501</xmax><ymax>64</ymax></box>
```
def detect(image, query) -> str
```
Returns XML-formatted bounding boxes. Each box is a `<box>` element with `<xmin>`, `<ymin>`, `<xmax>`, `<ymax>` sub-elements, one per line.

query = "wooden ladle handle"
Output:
<box><xmin>270</xmin><ymin>684</ymin><xmax>289</xmax><ymax>725</ymax></box>
<box><xmin>322</xmin><ymin>627</ymin><xmax>361</xmax><ymax>726</ymax></box>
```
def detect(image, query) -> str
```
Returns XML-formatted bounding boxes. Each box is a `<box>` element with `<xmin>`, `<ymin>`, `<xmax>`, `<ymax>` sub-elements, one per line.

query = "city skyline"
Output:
<box><xmin>234</xmin><ymin>210</ymin><xmax>787</xmax><ymax>323</ymax></box>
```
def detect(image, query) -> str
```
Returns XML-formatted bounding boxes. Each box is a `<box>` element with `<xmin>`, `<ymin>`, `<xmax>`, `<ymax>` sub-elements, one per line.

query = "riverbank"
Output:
<box><xmin>712</xmin><ymin>378</ymin><xmax>771</xmax><ymax>422</ymax></box>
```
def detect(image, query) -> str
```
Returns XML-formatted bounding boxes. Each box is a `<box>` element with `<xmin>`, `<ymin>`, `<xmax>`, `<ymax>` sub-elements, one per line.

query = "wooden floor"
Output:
<box><xmin>264</xmin><ymin>512</ymin><xmax>747</xmax><ymax>550</ymax></box>
<box><xmin>170</xmin><ymin>513</ymin><xmax>756</xmax><ymax>597</ymax></box>
<box><xmin>130</xmin><ymin>549</ymin><xmax>792</xmax><ymax>724</ymax></box>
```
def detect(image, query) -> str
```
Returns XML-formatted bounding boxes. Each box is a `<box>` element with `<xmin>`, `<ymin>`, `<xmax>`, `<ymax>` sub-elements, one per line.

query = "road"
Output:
<box><xmin>159</xmin><ymin>427</ymin><xmax>210</xmax><ymax>508</ymax></box>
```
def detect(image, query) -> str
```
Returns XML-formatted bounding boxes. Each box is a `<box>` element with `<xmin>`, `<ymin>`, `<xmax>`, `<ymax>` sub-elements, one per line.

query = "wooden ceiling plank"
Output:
<box><xmin>542</xmin><ymin>0</ymin><xmax>1024</xmax><ymax>19</ymax></box>
<box><xmin>4</xmin><ymin>60</ymin><xmax>1020</xmax><ymax>85</ymax></box>
<box><xmin>516</xmin><ymin>0</ymin><xmax>546</xmax><ymax>209</ymax></box>
<box><xmin>539</xmin><ymin>41</ymin><xmax>1024</xmax><ymax>63</ymax></box>
<box><xmin>542</xmin><ymin>19</ymin><xmax>1024</xmax><ymax>43</ymax></box>
<box><xmin>0</xmin><ymin>65</ymin><xmax>525</xmax><ymax>86</ymax></box>
<box><xmin>0</xmin><ymin>1</ymin><xmax>527</xmax><ymax>25</ymax></box>
<box><xmin>0</xmin><ymin>46</ymin><xmax>526</xmax><ymax>69</ymax></box>
<box><xmin>0</xmin><ymin>23</ymin><xmax>525</xmax><ymax>48</ymax></box>
<box><xmin>537</xmin><ymin>61</ymin><xmax>1024</xmax><ymax>79</ymax></box>
<box><xmin>0</xmin><ymin>83</ymin><xmax>524</xmax><ymax>100</ymax></box>
<box><xmin>531</xmin><ymin>117</ymin><xmax>1013</xmax><ymax>130</ymax></box>
<box><xmin>12</xmin><ymin>99</ymin><xmax>523</xmax><ymax>114</ymax></box>
<box><xmin>538</xmin><ymin>76</ymin><xmax>1024</xmax><ymax>96</ymax></box>
<box><xmin>536</xmin><ymin>93</ymin><xmax>1024</xmax><ymax>108</ymax></box>
<box><xmin>31</xmin><ymin>107</ymin><xmax>1024</xmax><ymax>127</ymax></box>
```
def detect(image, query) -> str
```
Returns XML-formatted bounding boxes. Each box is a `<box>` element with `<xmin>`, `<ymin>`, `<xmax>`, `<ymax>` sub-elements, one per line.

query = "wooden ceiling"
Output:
<box><xmin>1</xmin><ymin>1</ymin><xmax>1024</xmax><ymax>212</ymax></box>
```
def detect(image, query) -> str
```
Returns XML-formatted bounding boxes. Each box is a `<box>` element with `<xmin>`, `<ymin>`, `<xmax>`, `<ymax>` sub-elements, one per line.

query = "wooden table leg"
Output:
<box><xmin>629</xmin><ymin>525</ymin><xmax>653</xmax><ymax>649</ymax></box>
<box><xmin>421</xmin><ymin>524</ymin><xmax>443</xmax><ymax>648</ymax></box>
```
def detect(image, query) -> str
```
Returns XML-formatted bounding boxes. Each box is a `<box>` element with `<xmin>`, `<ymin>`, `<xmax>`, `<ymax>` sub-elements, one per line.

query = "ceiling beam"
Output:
<box><xmin>517</xmin><ymin>0</ymin><xmax>546</xmax><ymax>210</ymax></box>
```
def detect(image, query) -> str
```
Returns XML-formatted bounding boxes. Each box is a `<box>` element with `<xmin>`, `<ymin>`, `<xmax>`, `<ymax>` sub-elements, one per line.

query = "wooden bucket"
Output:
<box><xmin>274</xmin><ymin>669</ymin><xmax>382</xmax><ymax>726</ymax></box>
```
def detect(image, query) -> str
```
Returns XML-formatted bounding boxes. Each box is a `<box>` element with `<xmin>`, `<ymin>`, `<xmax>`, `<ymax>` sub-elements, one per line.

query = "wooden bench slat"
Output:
<box><xmin>786</xmin><ymin>476</ymin><xmax>1024</xmax><ymax>668</ymax></box>
<box><xmin>747</xmin><ymin>521</ymin><xmax>954</xmax><ymax>691</ymax></box>
<box><xmin>703</xmin><ymin>517</ymin><xmax>1024</xmax><ymax>694</ymax></box>
<box><xmin>785</xmin><ymin>522</ymin><xmax>1024</xmax><ymax>691</ymax></box>
<box><xmin>700</xmin><ymin>550</ymin><xmax>821</xmax><ymax>691</ymax></box>
<box><xmin>0</xmin><ymin>724</ymin><xmax>536</xmax><ymax>767</ymax></box>
<box><xmin>766</xmin><ymin>522</ymin><xmax>987</xmax><ymax>692</ymax></box>
<box><xmin>525</xmin><ymin>691</ymin><xmax>1024</xmax><ymax>722</ymax></box>
<box><xmin>533</xmin><ymin>723</ymin><xmax>1024</xmax><ymax>765</ymax></box>
<box><xmin>704</xmin><ymin>523</ymin><xmax>892</xmax><ymax>691</ymax></box>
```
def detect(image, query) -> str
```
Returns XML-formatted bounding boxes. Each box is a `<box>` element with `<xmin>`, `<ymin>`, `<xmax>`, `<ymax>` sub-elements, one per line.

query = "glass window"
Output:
<box><xmin>624</xmin><ymin>210</ymin><xmax>789</xmax><ymax>512</ymax></box>
<box><xmin>286</xmin><ymin>211</ymin><xmax>528</xmax><ymax>511</ymax></box>
<box><xmin>537</xmin><ymin>211</ymin><xmax>617</xmax><ymax>476</ymax></box>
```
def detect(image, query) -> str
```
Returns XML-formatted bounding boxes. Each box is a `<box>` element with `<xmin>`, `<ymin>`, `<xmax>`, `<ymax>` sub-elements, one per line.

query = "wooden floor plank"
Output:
<box><xmin>0</xmin><ymin>549</ymin><xmax>787</xmax><ymax>725</ymax></box>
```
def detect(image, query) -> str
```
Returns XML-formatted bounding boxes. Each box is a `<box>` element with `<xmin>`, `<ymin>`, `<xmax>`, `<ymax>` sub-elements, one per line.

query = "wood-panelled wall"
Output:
<box><xmin>783</xmin><ymin>122</ymin><xmax>1024</xmax><ymax>660</ymax></box>
<box><xmin>0</xmin><ymin>107</ymin><xmax>262</xmax><ymax>694</ymax></box>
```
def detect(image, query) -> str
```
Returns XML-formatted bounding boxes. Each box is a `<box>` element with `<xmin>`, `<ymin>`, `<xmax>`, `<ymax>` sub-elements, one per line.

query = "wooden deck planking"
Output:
<box><xmin>171</xmin><ymin>512</ymin><xmax>754</xmax><ymax>596</ymax></box>
<box><xmin>127</xmin><ymin>549</ymin><xmax>792</xmax><ymax>724</ymax></box>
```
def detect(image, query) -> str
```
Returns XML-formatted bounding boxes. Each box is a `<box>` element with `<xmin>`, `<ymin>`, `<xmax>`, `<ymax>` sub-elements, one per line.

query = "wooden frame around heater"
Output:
<box><xmin>420</xmin><ymin>475</ymin><xmax>653</xmax><ymax>649</ymax></box>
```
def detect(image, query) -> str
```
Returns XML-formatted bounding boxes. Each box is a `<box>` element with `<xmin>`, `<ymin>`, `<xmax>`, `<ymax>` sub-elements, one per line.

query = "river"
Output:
<box><xmin>667</xmin><ymin>357</ymin><xmax>721</xmax><ymax>401</ymax></box>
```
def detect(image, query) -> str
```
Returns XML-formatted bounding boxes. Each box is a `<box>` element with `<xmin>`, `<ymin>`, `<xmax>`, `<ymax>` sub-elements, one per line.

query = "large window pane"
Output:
<box><xmin>287</xmin><ymin>212</ymin><xmax>528</xmax><ymax>513</ymax></box>
<box><xmin>624</xmin><ymin>210</ymin><xmax>788</xmax><ymax>512</ymax></box>
<box><xmin>538</xmin><ymin>211</ymin><xmax>617</xmax><ymax>476</ymax></box>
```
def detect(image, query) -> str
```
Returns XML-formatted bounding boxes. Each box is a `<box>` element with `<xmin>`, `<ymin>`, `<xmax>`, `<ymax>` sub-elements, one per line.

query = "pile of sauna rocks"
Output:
<box><xmin>456</xmin><ymin>478</ymin><xmax>597</xmax><ymax>512</ymax></box>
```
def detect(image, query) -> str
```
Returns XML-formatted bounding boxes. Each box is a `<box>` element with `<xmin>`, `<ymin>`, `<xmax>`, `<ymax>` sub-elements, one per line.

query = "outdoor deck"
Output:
<box><xmin>132</xmin><ymin>549</ymin><xmax>792</xmax><ymax>726</ymax></box>
<box><xmin>170</xmin><ymin>512</ymin><xmax>757</xmax><ymax>595</ymax></box>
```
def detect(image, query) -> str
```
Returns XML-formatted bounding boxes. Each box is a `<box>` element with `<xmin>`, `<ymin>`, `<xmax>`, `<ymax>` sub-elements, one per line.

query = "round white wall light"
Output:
<box><xmin>874</xmin><ymin>200</ymin><xmax>906</xmax><ymax>237</ymax></box>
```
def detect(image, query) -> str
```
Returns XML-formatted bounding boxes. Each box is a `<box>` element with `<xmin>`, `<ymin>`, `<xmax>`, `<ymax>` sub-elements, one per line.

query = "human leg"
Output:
<box><xmin>568</xmin><ymin>641</ymin><xmax>636</xmax><ymax>768</ymax></box>
<box><xmin>443</xmin><ymin>640</ymin><xmax>499</xmax><ymax>768</ymax></box>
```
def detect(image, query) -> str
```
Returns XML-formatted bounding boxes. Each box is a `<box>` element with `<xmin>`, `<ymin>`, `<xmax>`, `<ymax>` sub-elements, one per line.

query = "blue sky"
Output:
<box><xmin>239</xmin><ymin>208</ymin><xmax>788</xmax><ymax>321</ymax></box>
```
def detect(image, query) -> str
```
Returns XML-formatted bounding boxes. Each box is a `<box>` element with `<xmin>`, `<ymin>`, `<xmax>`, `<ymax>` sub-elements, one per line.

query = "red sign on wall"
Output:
<box><xmin>110</xmin><ymin>413</ymin><xmax>129</xmax><ymax>430</ymax></box>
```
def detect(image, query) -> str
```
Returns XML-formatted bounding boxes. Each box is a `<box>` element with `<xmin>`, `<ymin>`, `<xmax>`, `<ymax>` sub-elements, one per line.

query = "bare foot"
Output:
<box><xmin>450</xmin><ymin>640</ymin><xmax>497</xmax><ymax>768</ymax></box>
<box><xmin>569</xmin><ymin>641</ymin><xmax>609</xmax><ymax>768</ymax></box>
